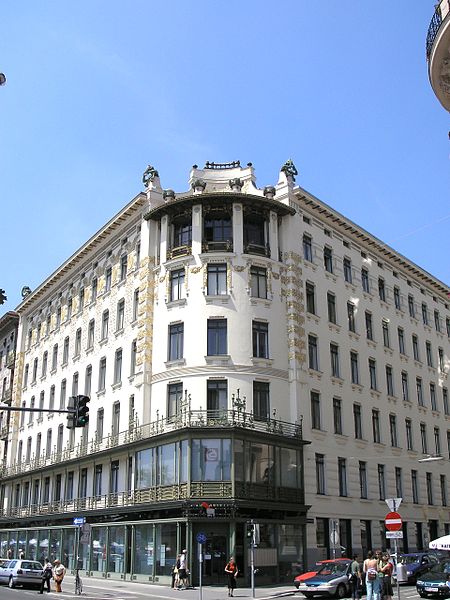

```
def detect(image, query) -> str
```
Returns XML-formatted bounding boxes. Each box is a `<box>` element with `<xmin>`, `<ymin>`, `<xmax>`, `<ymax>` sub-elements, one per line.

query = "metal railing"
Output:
<box><xmin>426</xmin><ymin>6</ymin><xmax>443</xmax><ymax>59</ymax></box>
<box><xmin>0</xmin><ymin>409</ymin><xmax>303</xmax><ymax>479</ymax></box>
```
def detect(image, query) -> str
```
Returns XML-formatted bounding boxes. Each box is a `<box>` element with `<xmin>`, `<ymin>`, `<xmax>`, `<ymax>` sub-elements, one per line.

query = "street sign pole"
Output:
<box><xmin>198</xmin><ymin>542</ymin><xmax>203</xmax><ymax>600</ymax></box>
<box><xmin>385</xmin><ymin>502</ymin><xmax>402</xmax><ymax>600</ymax></box>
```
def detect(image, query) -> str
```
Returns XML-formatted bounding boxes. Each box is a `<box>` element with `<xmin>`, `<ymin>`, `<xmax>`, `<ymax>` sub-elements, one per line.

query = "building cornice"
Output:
<box><xmin>295</xmin><ymin>188</ymin><xmax>450</xmax><ymax>298</ymax></box>
<box><xmin>0</xmin><ymin>311</ymin><xmax>19</xmax><ymax>336</ymax></box>
<box><xmin>16</xmin><ymin>192</ymin><xmax>146</xmax><ymax>314</ymax></box>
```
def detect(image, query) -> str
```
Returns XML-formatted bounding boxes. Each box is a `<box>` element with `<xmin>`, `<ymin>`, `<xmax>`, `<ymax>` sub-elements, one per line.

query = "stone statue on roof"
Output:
<box><xmin>281</xmin><ymin>159</ymin><xmax>298</xmax><ymax>182</ymax></box>
<box><xmin>142</xmin><ymin>165</ymin><xmax>159</xmax><ymax>188</ymax></box>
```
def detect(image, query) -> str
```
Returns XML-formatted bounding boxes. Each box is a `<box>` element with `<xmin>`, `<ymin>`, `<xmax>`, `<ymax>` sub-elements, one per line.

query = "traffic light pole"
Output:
<box><xmin>0</xmin><ymin>406</ymin><xmax>74</xmax><ymax>414</ymax></box>
<box><xmin>250</xmin><ymin>520</ymin><xmax>255</xmax><ymax>599</ymax></box>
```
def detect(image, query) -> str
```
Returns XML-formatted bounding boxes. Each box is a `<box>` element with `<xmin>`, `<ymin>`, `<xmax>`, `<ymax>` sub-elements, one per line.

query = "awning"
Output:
<box><xmin>429</xmin><ymin>535</ymin><xmax>450</xmax><ymax>550</ymax></box>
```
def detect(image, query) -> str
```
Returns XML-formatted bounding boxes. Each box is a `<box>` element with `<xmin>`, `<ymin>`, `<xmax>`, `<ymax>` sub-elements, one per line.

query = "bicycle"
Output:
<box><xmin>75</xmin><ymin>569</ymin><xmax>83</xmax><ymax>595</ymax></box>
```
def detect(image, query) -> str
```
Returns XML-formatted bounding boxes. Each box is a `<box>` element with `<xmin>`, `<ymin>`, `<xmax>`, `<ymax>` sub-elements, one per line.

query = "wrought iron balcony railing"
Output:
<box><xmin>6</xmin><ymin>351</ymin><xmax>16</xmax><ymax>369</ymax></box>
<box><xmin>0</xmin><ymin>409</ymin><xmax>303</xmax><ymax>479</ymax></box>
<box><xmin>426</xmin><ymin>6</ymin><xmax>443</xmax><ymax>59</ymax></box>
<box><xmin>167</xmin><ymin>244</ymin><xmax>192</xmax><ymax>260</ymax></box>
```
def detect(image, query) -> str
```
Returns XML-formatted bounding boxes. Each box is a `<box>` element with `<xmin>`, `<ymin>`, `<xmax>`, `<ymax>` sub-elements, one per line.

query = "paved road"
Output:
<box><xmin>0</xmin><ymin>579</ymin><xmax>421</xmax><ymax>600</ymax></box>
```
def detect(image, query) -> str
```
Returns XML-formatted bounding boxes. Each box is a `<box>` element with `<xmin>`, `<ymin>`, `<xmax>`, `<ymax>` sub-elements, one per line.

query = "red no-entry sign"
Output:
<box><xmin>385</xmin><ymin>511</ymin><xmax>402</xmax><ymax>531</ymax></box>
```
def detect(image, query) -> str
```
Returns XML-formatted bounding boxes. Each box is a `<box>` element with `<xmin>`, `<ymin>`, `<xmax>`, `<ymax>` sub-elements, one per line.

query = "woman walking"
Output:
<box><xmin>224</xmin><ymin>556</ymin><xmax>239</xmax><ymax>597</ymax></box>
<box><xmin>52</xmin><ymin>559</ymin><xmax>66</xmax><ymax>593</ymax></box>
<box><xmin>363</xmin><ymin>551</ymin><xmax>381</xmax><ymax>600</ymax></box>
<box><xmin>380</xmin><ymin>553</ymin><xmax>393</xmax><ymax>600</ymax></box>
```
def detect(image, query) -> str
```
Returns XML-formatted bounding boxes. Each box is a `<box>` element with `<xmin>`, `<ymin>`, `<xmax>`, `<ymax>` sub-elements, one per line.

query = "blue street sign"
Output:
<box><xmin>73</xmin><ymin>517</ymin><xmax>86</xmax><ymax>525</ymax></box>
<box><xmin>196</xmin><ymin>532</ymin><xmax>207</xmax><ymax>544</ymax></box>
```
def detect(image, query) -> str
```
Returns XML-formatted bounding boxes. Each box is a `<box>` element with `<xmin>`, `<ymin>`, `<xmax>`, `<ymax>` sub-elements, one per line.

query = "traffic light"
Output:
<box><xmin>76</xmin><ymin>395</ymin><xmax>90</xmax><ymax>427</ymax></box>
<box><xmin>246</xmin><ymin>522</ymin><xmax>254</xmax><ymax>541</ymax></box>
<box><xmin>0</xmin><ymin>289</ymin><xmax>7</xmax><ymax>305</ymax></box>
<box><xmin>66</xmin><ymin>397</ymin><xmax>76</xmax><ymax>429</ymax></box>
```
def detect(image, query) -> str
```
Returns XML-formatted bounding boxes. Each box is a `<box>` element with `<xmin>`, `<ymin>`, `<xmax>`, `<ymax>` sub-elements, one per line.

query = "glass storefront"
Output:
<box><xmin>134</xmin><ymin>523</ymin><xmax>153</xmax><ymax>575</ymax></box>
<box><xmin>108</xmin><ymin>526</ymin><xmax>125</xmax><ymax>574</ymax></box>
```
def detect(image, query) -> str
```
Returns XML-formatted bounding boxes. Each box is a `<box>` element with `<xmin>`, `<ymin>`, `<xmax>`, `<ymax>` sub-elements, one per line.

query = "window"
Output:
<box><xmin>87</xmin><ymin>319</ymin><xmax>95</xmax><ymax>349</ymax></box>
<box><xmin>316</xmin><ymin>454</ymin><xmax>326</xmax><ymax>495</ymax></box>
<box><xmin>52</xmin><ymin>344</ymin><xmax>58</xmax><ymax>371</ymax></box>
<box><xmin>327</xmin><ymin>292</ymin><xmax>336</xmax><ymax>323</ymax></box>
<box><xmin>207</xmin><ymin>379</ymin><xmax>227</xmax><ymax>412</ymax></box>
<box><xmin>39</xmin><ymin>391</ymin><xmax>44</xmax><ymax>419</ymax></box>
<box><xmin>253</xmin><ymin>321</ymin><xmax>269</xmax><ymax>358</ymax></box>
<box><xmin>49</xmin><ymin>385</ymin><xmax>55</xmax><ymax>410</ymax></box>
<box><xmin>353</xmin><ymin>404</ymin><xmax>362</xmax><ymax>439</ymax></box>
<box><xmin>394</xmin><ymin>286</ymin><xmax>401</xmax><ymax>310</ymax></box>
<box><xmin>250</xmin><ymin>266</ymin><xmax>267</xmax><ymax>299</ymax></box>
<box><xmin>398</xmin><ymin>327</ymin><xmax>405</xmax><ymax>354</ymax></box>
<box><xmin>168</xmin><ymin>323</ymin><xmax>184</xmax><ymax>361</ymax></box>
<box><xmin>79</xmin><ymin>287</ymin><xmax>85</xmax><ymax>311</ymax></box>
<box><xmin>343</xmin><ymin>257</ymin><xmax>352</xmax><ymax>283</ymax></box>
<box><xmin>57</xmin><ymin>423</ymin><xmax>64</xmax><ymax>454</ymax></box>
<box><xmin>330</xmin><ymin>343</ymin><xmax>340</xmax><ymax>378</ymax></box>
<box><xmin>79</xmin><ymin>469</ymin><xmax>87</xmax><ymax>499</ymax></box>
<box><xmin>365</xmin><ymin>312</ymin><xmax>373</xmax><ymax>340</ymax></box>
<box><xmin>311</xmin><ymin>391</ymin><xmax>321</xmax><ymax>429</ymax></box>
<box><xmin>207</xmin><ymin>263</ymin><xmax>227</xmax><ymax>296</ymax></box>
<box><xmin>72</xmin><ymin>372</ymin><xmax>78</xmax><ymax>396</ymax></box>
<box><xmin>23</xmin><ymin>364</ymin><xmax>29</xmax><ymax>387</ymax></box>
<box><xmin>439</xmin><ymin>347</ymin><xmax>445</xmax><ymax>372</ymax></box>
<box><xmin>389</xmin><ymin>414</ymin><xmax>398</xmax><ymax>447</ymax></box>
<box><xmin>114</xmin><ymin>348</ymin><xmax>122</xmax><ymax>384</ymax></box>
<box><xmin>94</xmin><ymin>464</ymin><xmax>103</xmax><ymax>497</ymax></box>
<box><xmin>42</xmin><ymin>351</ymin><xmax>48</xmax><ymax>377</ymax></box>
<box><xmin>74</xmin><ymin>328</ymin><xmax>82</xmax><ymax>356</ymax></box>
<box><xmin>91</xmin><ymin>277</ymin><xmax>98</xmax><ymax>303</ymax></box>
<box><xmin>395</xmin><ymin>467</ymin><xmax>403</xmax><ymax>498</ymax></box>
<box><xmin>411</xmin><ymin>470</ymin><xmax>419</xmax><ymax>503</ymax></box>
<box><xmin>406</xmin><ymin>418</ymin><xmax>413</xmax><ymax>450</ymax></box>
<box><xmin>420</xmin><ymin>422</ymin><xmax>428</xmax><ymax>454</ymax></box>
<box><xmin>66</xmin><ymin>472</ymin><xmax>74</xmax><ymax>501</ymax></box>
<box><xmin>382</xmin><ymin>320</ymin><xmax>390</xmax><ymax>347</ymax></box>
<box><xmin>29</xmin><ymin>397</ymin><xmax>35</xmax><ymax>424</ymax></box>
<box><xmin>361</xmin><ymin>268</ymin><xmax>370</xmax><ymax>293</ymax></box>
<box><xmin>401</xmin><ymin>372</ymin><xmax>409</xmax><ymax>402</ymax></box>
<box><xmin>136</xmin><ymin>242</ymin><xmax>141</xmax><ymax>267</ymax></box>
<box><xmin>338</xmin><ymin>457</ymin><xmax>347</xmax><ymax>497</ymax></box>
<box><xmin>308</xmin><ymin>335</ymin><xmax>319</xmax><ymax>370</ymax></box>
<box><xmin>347</xmin><ymin>302</ymin><xmax>356</xmax><ymax>332</ymax></box>
<box><xmin>62</xmin><ymin>337</ymin><xmax>69</xmax><ymax>365</ymax></box>
<box><xmin>96</xmin><ymin>408</ymin><xmax>104</xmax><ymax>441</ymax></box>
<box><xmin>303</xmin><ymin>234</ymin><xmax>313</xmax><ymax>262</ymax></box>
<box><xmin>98</xmin><ymin>357</ymin><xmax>106</xmax><ymax>391</ymax></box>
<box><xmin>430</xmin><ymin>383</ymin><xmax>437</xmax><ymax>411</ymax></box>
<box><xmin>59</xmin><ymin>379</ymin><xmax>66</xmax><ymax>409</ymax></box>
<box><xmin>132</xmin><ymin>288</ymin><xmax>139</xmax><ymax>321</ymax></box>
<box><xmin>207</xmin><ymin>319</ymin><xmax>227</xmax><ymax>355</ymax></box>
<box><xmin>32</xmin><ymin>358</ymin><xmax>38</xmax><ymax>383</ymax></box>
<box><xmin>101</xmin><ymin>310</ymin><xmax>109</xmax><ymax>340</ymax></box>
<box><xmin>426</xmin><ymin>341</ymin><xmax>433</xmax><ymax>367</ymax></box>
<box><xmin>372</xmin><ymin>409</ymin><xmax>381</xmax><ymax>443</ymax></box>
<box><xmin>120</xmin><ymin>254</ymin><xmax>128</xmax><ymax>281</ymax></box>
<box><xmin>112</xmin><ymin>402</ymin><xmax>120</xmax><ymax>436</ymax></box>
<box><xmin>426</xmin><ymin>472</ymin><xmax>433</xmax><ymax>505</ymax></box>
<box><xmin>417</xmin><ymin>377</ymin><xmax>424</xmax><ymax>406</ymax></box>
<box><xmin>105</xmin><ymin>266</ymin><xmax>112</xmax><ymax>292</ymax></box>
<box><xmin>167</xmin><ymin>382</ymin><xmax>183</xmax><ymax>418</ymax></box>
<box><xmin>110</xmin><ymin>461</ymin><xmax>119</xmax><ymax>494</ymax></box>
<box><xmin>306</xmin><ymin>282</ymin><xmax>316</xmax><ymax>314</ymax></box>
<box><xmin>46</xmin><ymin>429</ymin><xmax>52</xmax><ymax>458</ymax></box>
<box><xmin>369</xmin><ymin>358</ymin><xmax>377</xmax><ymax>390</ymax></box>
<box><xmin>412</xmin><ymin>334</ymin><xmax>420</xmax><ymax>361</ymax></box>
<box><xmin>85</xmin><ymin>365</ymin><xmax>92</xmax><ymax>396</ymax></box>
<box><xmin>253</xmin><ymin>381</ymin><xmax>270</xmax><ymax>421</ymax></box>
<box><xmin>434</xmin><ymin>310</ymin><xmax>441</xmax><ymax>332</ymax></box>
<box><xmin>67</xmin><ymin>296</ymin><xmax>73</xmax><ymax>320</ymax></box>
<box><xmin>333</xmin><ymin>397</ymin><xmax>342</xmax><ymax>435</ymax></box>
<box><xmin>434</xmin><ymin>426</ymin><xmax>441</xmax><ymax>456</ymax></box>
<box><xmin>422</xmin><ymin>303</ymin><xmax>429</xmax><ymax>325</ymax></box>
<box><xmin>116</xmin><ymin>299</ymin><xmax>125</xmax><ymax>331</ymax></box>
<box><xmin>359</xmin><ymin>461</ymin><xmax>368</xmax><ymax>499</ymax></box>
<box><xmin>378</xmin><ymin>464</ymin><xmax>386</xmax><ymax>500</ymax></box>
<box><xmin>408</xmin><ymin>294</ymin><xmax>415</xmax><ymax>318</ymax></box>
<box><xmin>324</xmin><ymin>246</ymin><xmax>333</xmax><ymax>273</ymax></box>
<box><xmin>443</xmin><ymin>387</ymin><xmax>449</xmax><ymax>415</ymax></box>
<box><xmin>378</xmin><ymin>278</ymin><xmax>386</xmax><ymax>302</ymax></box>
<box><xmin>441</xmin><ymin>475</ymin><xmax>447</xmax><ymax>507</ymax></box>
<box><xmin>170</xmin><ymin>268</ymin><xmax>185</xmax><ymax>301</ymax></box>
<box><xmin>130</xmin><ymin>339</ymin><xmax>137</xmax><ymax>375</ymax></box>
<box><xmin>447</xmin><ymin>317</ymin><xmax>450</xmax><ymax>337</ymax></box>
<box><xmin>386</xmin><ymin>365</ymin><xmax>394</xmax><ymax>396</ymax></box>
<box><xmin>350</xmin><ymin>351</ymin><xmax>359</xmax><ymax>384</ymax></box>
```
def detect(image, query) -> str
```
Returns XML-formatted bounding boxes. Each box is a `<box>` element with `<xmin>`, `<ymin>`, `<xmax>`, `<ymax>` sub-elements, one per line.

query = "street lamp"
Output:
<box><xmin>0</xmin><ymin>73</ymin><xmax>6</xmax><ymax>86</ymax></box>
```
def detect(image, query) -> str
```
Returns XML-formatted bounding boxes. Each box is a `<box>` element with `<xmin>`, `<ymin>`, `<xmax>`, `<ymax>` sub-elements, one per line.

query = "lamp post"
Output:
<box><xmin>0</xmin><ymin>73</ymin><xmax>6</xmax><ymax>86</ymax></box>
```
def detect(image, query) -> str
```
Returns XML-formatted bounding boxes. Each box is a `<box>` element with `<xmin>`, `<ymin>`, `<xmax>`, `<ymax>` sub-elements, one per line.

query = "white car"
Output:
<box><xmin>0</xmin><ymin>559</ymin><xmax>43</xmax><ymax>589</ymax></box>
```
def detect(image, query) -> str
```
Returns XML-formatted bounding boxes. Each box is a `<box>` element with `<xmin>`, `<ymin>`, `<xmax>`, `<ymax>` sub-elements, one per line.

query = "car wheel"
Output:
<box><xmin>418</xmin><ymin>593</ymin><xmax>427</xmax><ymax>598</ymax></box>
<box><xmin>335</xmin><ymin>584</ymin><xmax>346</xmax><ymax>599</ymax></box>
<box><xmin>8</xmin><ymin>577</ymin><xmax>15</xmax><ymax>589</ymax></box>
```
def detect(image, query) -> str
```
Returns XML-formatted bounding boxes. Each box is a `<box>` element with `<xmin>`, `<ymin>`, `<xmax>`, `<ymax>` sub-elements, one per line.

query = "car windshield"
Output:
<box><xmin>21</xmin><ymin>561</ymin><xmax>42</xmax><ymax>569</ymax></box>
<box><xmin>402</xmin><ymin>555</ymin><xmax>421</xmax><ymax>564</ymax></box>
<box><xmin>317</xmin><ymin>562</ymin><xmax>349</xmax><ymax>576</ymax></box>
<box><xmin>430</xmin><ymin>561</ymin><xmax>450</xmax><ymax>574</ymax></box>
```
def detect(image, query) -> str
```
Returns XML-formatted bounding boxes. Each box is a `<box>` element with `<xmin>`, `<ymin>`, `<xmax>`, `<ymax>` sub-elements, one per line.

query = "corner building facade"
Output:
<box><xmin>1</xmin><ymin>161</ymin><xmax>450</xmax><ymax>585</ymax></box>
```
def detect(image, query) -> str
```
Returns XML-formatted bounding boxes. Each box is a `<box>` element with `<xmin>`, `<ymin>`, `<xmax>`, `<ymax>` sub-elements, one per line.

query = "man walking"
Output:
<box><xmin>178</xmin><ymin>549</ymin><xmax>188</xmax><ymax>589</ymax></box>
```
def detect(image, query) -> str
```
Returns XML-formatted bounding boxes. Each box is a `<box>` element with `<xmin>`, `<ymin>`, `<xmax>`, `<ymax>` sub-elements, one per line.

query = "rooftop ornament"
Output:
<box><xmin>229</xmin><ymin>178</ymin><xmax>244</xmax><ymax>192</ymax></box>
<box><xmin>281</xmin><ymin>159</ymin><xmax>298</xmax><ymax>182</ymax></box>
<box><xmin>192</xmin><ymin>178</ymin><xmax>206</xmax><ymax>193</ymax></box>
<box><xmin>163</xmin><ymin>189</ymin><xmax>176</xmax><ymax>202</ymax></box>
<box><xmin>142</xmin><ymin>165</ymin><xmax>159</xmax><ymax>188</ymax></box>
<box><xmin>205</xmin><ymin>160</ymin><xmax>241</xmax><ymax>170</ymax></box>
<box><xmin>263</xmin><ymin>185</ymin><xmax>276</xmax><ymax>199</ymax></box>
<box><xmin>21</xmin><ymin>286</ymin><xmax>32</xmax><ymax>299</ymax></box>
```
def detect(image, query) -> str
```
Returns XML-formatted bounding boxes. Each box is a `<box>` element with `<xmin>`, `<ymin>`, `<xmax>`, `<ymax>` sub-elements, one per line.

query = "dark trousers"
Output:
<box><xmin>39</xmin><ymin>576</ymin><xmax>51</xmax><ymax>593</ymax></box>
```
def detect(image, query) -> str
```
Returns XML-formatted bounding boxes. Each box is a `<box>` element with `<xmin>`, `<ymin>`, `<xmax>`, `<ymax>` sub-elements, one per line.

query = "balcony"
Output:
<box><xmin>6</xmin><ymin>351</ymin><xmax>15</xmax><ymax>369</ymax></box>
<box><xmin>167</xmin><ymin>244</ymin><xmax>192</xmax><ymax>260</ymax></box>
<box><xmin>0</xmin><ymin>425</ymin><xmax>9</xmax><ymax>441</ymax></box>
<box><xmin>0</xmin><ymin>409</ymin><xmax>304</xmax><ymax>480</ymax></box>
<box><xmin>426</xmin><ymin>0</ymin><xmax>450</xmax><ymax>111</ymax></box>
<box><xmin>1</xmin><ymin>388</ymin><xmax>12</xmax><ymax>405</ymax></box>
<box><xmin>202</xmin><ymin>240</ymin><xmax>233</xmax><ymax>253</ymax></box>
<box><xmin>243</xmin><ymin>242</ymin><xmax>271</xmax><ymax>258</ymax></box>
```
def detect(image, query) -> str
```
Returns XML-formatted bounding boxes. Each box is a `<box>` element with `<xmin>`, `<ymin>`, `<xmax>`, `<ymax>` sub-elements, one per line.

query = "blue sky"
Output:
<box><xmin>1</xmin><ymin>1</ymin><xmax>448</xmax><ymax>313</ymax></box>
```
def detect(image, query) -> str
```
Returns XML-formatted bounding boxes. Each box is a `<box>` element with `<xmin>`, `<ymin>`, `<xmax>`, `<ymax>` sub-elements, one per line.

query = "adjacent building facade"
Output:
<box><xmin>426</xmin><ymin>0</ymin><xmax>450</xmax><ymax>111</ymax></box>
<box><xmin>0</xmin><ymin>160</ymin><xmax>449</xmax><ymax>585</ymax></box>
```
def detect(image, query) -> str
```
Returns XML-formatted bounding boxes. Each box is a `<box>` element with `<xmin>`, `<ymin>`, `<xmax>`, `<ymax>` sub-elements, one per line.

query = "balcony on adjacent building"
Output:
<box><xmin>426</xmin><ymin>0</ymin><xmax>450</xmax><ymax>111</ymax></box>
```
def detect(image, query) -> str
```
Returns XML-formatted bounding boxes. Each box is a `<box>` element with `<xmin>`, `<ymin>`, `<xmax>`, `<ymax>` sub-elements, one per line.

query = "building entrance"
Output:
<box><xmin>193</xmin><ymin>524</ymin><xmax>228</xmax><ymax>585</ymax></box>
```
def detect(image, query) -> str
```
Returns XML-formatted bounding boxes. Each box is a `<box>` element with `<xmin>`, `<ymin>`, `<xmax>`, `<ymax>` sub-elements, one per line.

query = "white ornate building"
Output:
<box><xmin>426</xmin><ymin>0</ymin><xmax>450</xmax><ymax>111</ymax></box>
<box><xmin>0</xmin><ymin>160</ymin><xmax>449</xmax><ymax>585</ymax></box>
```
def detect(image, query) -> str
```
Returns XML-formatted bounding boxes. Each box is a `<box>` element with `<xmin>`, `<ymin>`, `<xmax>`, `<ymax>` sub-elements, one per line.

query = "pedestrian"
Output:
<box><xmin>224</xmin><ymin>556</ymin><xmax>239</xmax><ymax>597</ymax></box>
<box><xmin>19</xmin><ymin>548</ymin><xmax>25</xmax><ymax>560</ymax></box>
<box><xmin>171</xmin><ymin>554</ymin><xmax>180</xmax><ymax>589</ymax></box>
<box><xmin>380</xmin><ymin>553</ymin><xmax>393</xmax><ymax>600</ymax></box>
<box><xmin>363</xmin><ymin>551</ymin><xmax>381</xmax><ymax>600</ymax></box>
<box><xmin>177</xmin><ymin>549</ymin><xmax>188</xmax><ymax>589</ymax></box>
<box><xmin>349</xmin><ymin>554</ymin><xmax>362</xmax><ymax>600</ymax></box>
<box><xmin>38</xmin><ymin>558</ymin><xmax>53</xmax><ymax>594</ymax></box>
<box><xmin>52</xmin><ymin>559</ymin><xmax>66</xmax><ymax>593</ymax></box>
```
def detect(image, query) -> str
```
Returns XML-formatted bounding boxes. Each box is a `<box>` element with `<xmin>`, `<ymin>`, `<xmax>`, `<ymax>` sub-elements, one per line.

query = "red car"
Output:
<box><xmin>294</xmin><ymin>558</ymin><xmax>350</xmax><ymax>589</ymax></box>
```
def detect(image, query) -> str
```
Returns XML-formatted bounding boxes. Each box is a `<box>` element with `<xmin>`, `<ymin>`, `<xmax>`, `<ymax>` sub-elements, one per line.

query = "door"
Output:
<box><xmin>193</xmin><ymin>524</ymin><xmax>228</xmax><ymax>585</ymax></box>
